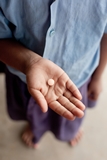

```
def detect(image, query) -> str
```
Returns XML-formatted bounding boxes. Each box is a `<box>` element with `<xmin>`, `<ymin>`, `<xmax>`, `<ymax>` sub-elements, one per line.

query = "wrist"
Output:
<box><xmin>91</xmin><ymin>72</ymin><xmax>102</xmax><ymax>81</ymax></box>
<box><xmin>23</xmin><ymin>50</ymin><xmax>42</xmax><ymax>75</ymax></box>
<box><xmin>0</xmin><ymin>39</ymin><xmax>42</xmax><ymax>75</ymax></box>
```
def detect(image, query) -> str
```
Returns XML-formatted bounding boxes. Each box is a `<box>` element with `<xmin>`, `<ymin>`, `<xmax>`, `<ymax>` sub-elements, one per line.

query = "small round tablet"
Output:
<box><xmin>48</xmin><ymin>79</ymin><xmax>54</xmax><ymax>86</ymax></box>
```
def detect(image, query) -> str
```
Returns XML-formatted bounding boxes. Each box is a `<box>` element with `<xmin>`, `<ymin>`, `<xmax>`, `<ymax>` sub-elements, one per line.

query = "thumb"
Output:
<box><xmin>87</xmin><ymin>86</ymin><xmax>92</xmax><ymax>97</ymax></box>
<box><xmin>29</xmin><ymin>89</ymin><xmax>48</xmax><ymax>112</ymax></box>
<box><xmin>88</xmin><ymin>90</ymin><xmax>98</xmax><ymax>100</ymax></box>
<box><xmin>88</xmin><ymin>87</ymin><xmax>94</xmax><ymax>100</ymax></box>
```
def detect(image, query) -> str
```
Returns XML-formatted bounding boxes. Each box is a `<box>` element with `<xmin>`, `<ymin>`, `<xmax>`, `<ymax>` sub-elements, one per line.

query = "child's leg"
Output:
<box><xmin>69</xmin><ymin>78</ymin><xmax>97</xmax><ymax>146</ymax></box>
<box><xmin>5</xmin><ymin>67</ymin><xmax>50</xmax><ymax>148</ymax></box>
<box><xmin>5</xmin><ymin>67</ymin><xmax>38</xmax><ymax>148</ymax></box>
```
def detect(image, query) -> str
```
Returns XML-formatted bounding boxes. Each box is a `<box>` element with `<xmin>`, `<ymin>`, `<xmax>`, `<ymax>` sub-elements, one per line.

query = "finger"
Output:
<box><xmin>28</xmin><ymin>88</ymin><xmax>48</xmax><ymax>112</ymax></box>
<box><xmin>49</xmin><ymin>101</ymin><xmax>76</xmax><ymax>120</ymax></box>
<box><xmin>87</xmin><ymin>88</ymin><xmax>92</xmax><ymax>98</ymax></box>
<box><xmin>64</xmin><ymin>91</ymin><xmax>85</xmax><ymax>111</ymax></box>
<box><xmin>88</xmin><ymin>92</ymin><xmax>99</xmax><ymax>100</ymax></box>
<box><xmin>57</xmin><ymin>96</ymin><xmax>84</xmax><ymax>118</ymax></box>
<box><xmin>66</xmin><ymin>80</ymin><xmax>82</xmax><ymax>100</ymax></box>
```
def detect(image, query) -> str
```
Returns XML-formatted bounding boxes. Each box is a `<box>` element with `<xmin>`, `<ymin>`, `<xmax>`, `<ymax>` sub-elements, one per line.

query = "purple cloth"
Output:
<box><xmin>5</xmin><ymin>67</ymin><xmax>97</xmax><ymax>143</ymax></box>
<box><xmin>0</xmin><ymin>61</ymin><xmax>5</xmax><ymax>73</ymax></box>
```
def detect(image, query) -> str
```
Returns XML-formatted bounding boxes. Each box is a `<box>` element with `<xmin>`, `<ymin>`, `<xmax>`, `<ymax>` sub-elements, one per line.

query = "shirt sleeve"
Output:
<box><xmin>0</xmin><ymin>8</ymin><xmax>12</xmax><ymax>39</ymax></box>
<box><xmin>104</xmin><ymin>23</ymin><xmax>107</xmax><ymax>34</ymax></box>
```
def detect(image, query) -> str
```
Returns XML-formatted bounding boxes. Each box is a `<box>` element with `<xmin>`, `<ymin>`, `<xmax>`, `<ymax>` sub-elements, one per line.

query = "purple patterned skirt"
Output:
<box><xmin>4</xmin><ymin>67</ymin><xmax>97</xmax><ymax>143</ymax></box>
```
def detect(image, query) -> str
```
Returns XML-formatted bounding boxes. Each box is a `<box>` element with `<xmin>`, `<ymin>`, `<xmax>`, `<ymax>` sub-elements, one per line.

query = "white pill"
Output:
<box><xmin>48</xmin><ymin>79</ymin><xmax>54</xmax><ymax>86</ymax></box>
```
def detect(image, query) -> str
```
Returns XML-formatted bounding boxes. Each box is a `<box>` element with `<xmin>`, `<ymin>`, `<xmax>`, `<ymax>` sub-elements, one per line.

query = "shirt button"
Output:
<box><xmin>49</xmin><ymin>29</ymin><xmax>55</xmax><ymax>37</ymax></box>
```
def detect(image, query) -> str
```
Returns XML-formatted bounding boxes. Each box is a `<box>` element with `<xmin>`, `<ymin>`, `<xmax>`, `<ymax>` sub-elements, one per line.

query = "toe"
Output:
<box><xmin>69</xmin><ymin>129</ymin><xmax>83</xmax><ymax>147</ymax></box>
<box><xmin>33</xmin><ymin>143</ymin><xmax>39</xmax><ymax>149</ymax></box>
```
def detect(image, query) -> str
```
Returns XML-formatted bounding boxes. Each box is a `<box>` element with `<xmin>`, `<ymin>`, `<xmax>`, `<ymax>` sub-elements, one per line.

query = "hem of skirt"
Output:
<box><xmin>7</xmin><ymin>112</ymin><xmax>27</xmax><ymax>121</ymax></box>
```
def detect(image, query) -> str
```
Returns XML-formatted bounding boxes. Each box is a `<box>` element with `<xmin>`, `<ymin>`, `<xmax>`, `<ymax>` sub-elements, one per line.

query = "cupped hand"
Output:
<box><xmin>26</xmin><ymin>58</ymin><xmax>85</xmax><ymax>120</ymax></box>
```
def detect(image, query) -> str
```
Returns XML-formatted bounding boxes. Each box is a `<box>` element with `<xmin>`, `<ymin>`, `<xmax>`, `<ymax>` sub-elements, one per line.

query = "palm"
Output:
<box><xmin>26</xmin><ymin>58</ymin><xmax>85</xmax><ymax>120</ymax></box>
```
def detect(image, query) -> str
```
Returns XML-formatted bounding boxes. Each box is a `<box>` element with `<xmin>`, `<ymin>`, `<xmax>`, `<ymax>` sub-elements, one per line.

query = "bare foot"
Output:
<box><xmin>22</xmin><ymin>125</ymin><xmax>38</xmax><ymax>149</ymax></box>
<box><xmin>69</xmin><ymin>129</ymin><xmax>83</xmax><ymax>146</ymax></box>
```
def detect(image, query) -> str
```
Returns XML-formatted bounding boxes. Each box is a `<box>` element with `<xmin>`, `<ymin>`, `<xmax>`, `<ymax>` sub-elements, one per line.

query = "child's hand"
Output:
<box><xmin>0</xmin><ymin>39</ymin><xmax>85</xmax><ymax>120</ymax></box>
<box><xmin>26</xmin><ymin>58</ymin><xmax>85</xmax><ymax>120</ymax></box>
<box><xmin>88</xmin><ymin>77</ymin><xmax>102</xmax><ymax>101</ymax></box>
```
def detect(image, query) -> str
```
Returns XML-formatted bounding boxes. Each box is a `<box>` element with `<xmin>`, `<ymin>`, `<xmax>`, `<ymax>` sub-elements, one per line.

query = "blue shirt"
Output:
<box><xmin>0</xmin><ymin>0</ymin><xmax>107</xmax><ymax>88</ymax></box>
